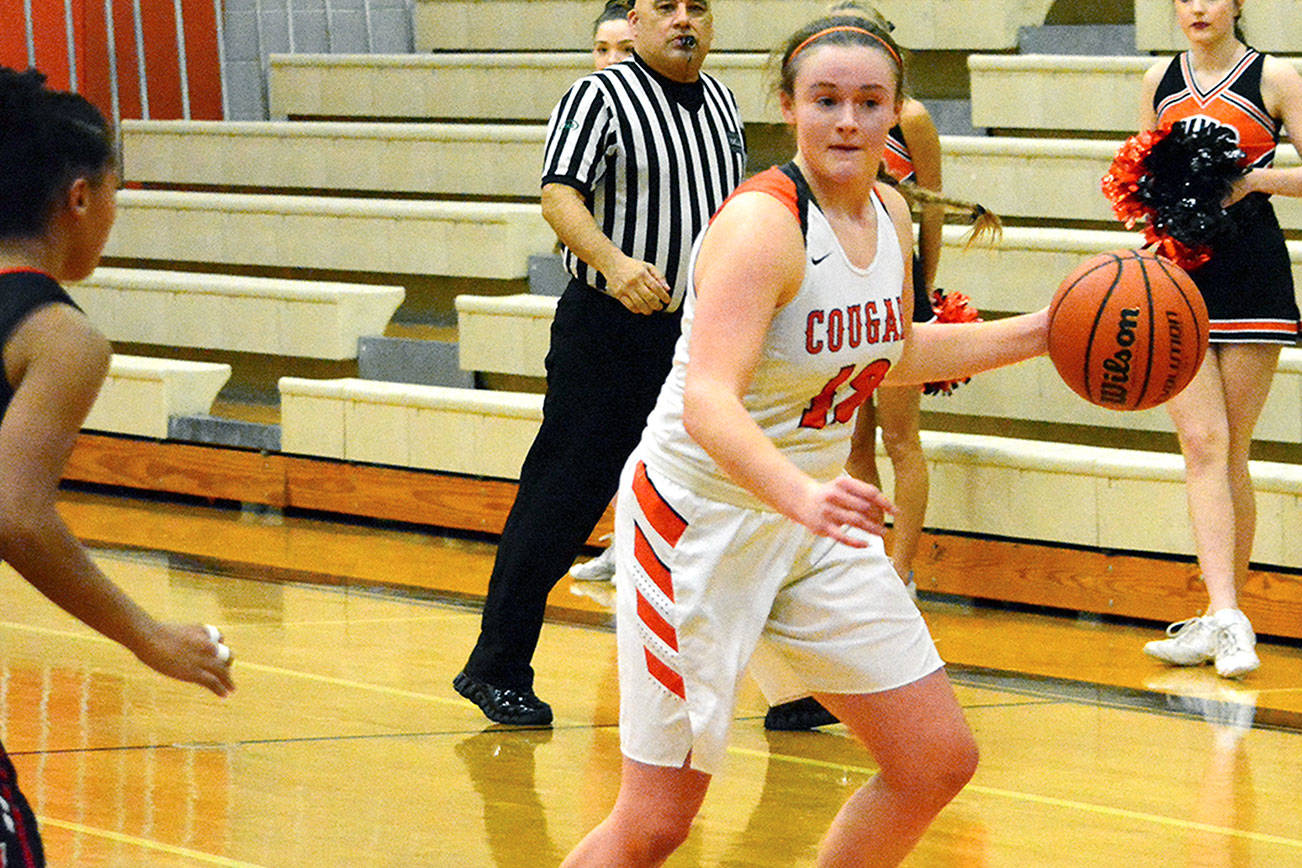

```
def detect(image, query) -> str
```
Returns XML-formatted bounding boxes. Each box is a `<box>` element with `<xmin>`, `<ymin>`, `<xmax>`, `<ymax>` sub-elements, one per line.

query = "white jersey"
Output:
<box><xmin>639</xmin><ymin>164</ymin><xmax>907</xmax><ymax>511</ymax></box>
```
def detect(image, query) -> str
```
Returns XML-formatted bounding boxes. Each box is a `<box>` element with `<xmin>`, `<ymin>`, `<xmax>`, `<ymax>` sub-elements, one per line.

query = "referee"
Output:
<box><xmin>455</xmin><ymin>0</ymin><xmax>746</xmax><ymax>725</ymax></box>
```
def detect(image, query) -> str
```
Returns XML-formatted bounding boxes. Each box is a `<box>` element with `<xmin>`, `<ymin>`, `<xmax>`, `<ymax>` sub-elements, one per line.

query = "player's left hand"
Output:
<box><xmin>133</xmin><ymin>622</ymin><xmax>236</xmax><ymax>697</ymax></box>
<box><xmin>795</xmin><ymin>476</ymin><xmax>896</xmax><ymax>548</ymax></box>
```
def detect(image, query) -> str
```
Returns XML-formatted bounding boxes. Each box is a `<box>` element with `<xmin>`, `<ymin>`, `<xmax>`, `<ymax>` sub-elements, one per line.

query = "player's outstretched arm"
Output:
<box><xmin>0</xmin><ymin>308</ymin><xmax>235</xmax><ymax>697</ymax></box>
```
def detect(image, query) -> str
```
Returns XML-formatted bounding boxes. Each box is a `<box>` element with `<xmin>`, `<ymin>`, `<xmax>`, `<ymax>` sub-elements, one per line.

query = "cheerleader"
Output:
<box><xmin>1137</xmin><ymin>0</ymin><xmax>1302</xmax><ymax>679</ymax></box>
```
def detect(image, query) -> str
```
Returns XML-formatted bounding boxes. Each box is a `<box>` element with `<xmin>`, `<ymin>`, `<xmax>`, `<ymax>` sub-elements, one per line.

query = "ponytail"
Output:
<box><xmin>888</xmin><ymin>176</ymin><xmax>1003</xmax><ymax>248</ymax></box>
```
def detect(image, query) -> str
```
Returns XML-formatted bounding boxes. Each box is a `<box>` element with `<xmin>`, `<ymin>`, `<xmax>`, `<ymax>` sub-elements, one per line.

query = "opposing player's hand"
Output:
<box><xmin>606</xmin><ymin>257</ymin><xmax>673</xmax><ymax>315</ymax></box>
<box><xmin>795</xmin><ymin>476</ymin><xmax>895</xmax><ymax>547</ymax></box>
<box><xmin>134</xmin><ymin>622</ymin><xmax>236</xmax><ymax>697</ymax></box>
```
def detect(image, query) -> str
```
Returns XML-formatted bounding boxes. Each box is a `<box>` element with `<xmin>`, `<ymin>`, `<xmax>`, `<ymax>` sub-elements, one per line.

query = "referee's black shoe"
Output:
<box><xmin>454</xmin><ymin>670</ymin><xmax>553</xmax><ymax>726</ymax></box>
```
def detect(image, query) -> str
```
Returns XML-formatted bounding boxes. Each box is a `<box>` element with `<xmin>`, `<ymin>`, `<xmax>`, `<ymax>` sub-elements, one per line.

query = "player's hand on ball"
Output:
<box><xmin>134</xmin><ymin>622</ymin><xmax>236</xmax><ymax>697</ymax></box>
<box><xmin>606</xmin><ymin>257</ymin><xmax>672</xmax><ymax>315</ymax></box>
<box><xmin>797</xmin><ymin>476</ymin><xmax>896</xmax><ymax>547</ymax></box>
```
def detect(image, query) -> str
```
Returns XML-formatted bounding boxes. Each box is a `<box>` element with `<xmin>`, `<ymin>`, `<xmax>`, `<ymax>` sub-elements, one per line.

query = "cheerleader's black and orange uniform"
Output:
<box><xmin>1154</xmin><ymin>48</ymin><xmax>1300</xmax><ymax>344</ymax></box>
<box><xmin>882</xmin><ymin>125</ymin><xmax>937</xmax><ymax>326</ymax></box>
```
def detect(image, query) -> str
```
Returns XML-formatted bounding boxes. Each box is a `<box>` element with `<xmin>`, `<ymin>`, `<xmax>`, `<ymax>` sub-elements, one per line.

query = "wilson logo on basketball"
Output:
<box><xmin>1097</xmin><ymin>308</ymin><xmax>1138</xmax><ymax>405</ymax></box>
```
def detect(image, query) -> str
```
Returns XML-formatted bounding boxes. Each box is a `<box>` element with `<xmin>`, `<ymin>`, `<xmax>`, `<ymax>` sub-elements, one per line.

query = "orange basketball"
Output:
<box><xmin>1048</xmin><ymin>249</ymin><xmax>1209</xmax><ymax>411</ymax></box>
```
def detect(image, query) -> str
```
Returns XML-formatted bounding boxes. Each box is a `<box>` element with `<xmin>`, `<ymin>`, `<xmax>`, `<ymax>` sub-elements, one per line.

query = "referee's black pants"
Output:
<box><xmin>462</xmin><ymin>280</ymin><xmax>681</xmax><ymax>691</ymax></box>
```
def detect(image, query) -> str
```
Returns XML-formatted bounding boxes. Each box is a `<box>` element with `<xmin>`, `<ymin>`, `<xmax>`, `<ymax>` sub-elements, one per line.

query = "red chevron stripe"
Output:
<box><xmin>634</xmin><ymin>520</ymin><xmax>675</xmax><ymax>602</ymax></box>
<box><xmin>637</xmin><ymin>587</ymin><xmax>679</xmax><ymax>651</ymax></box>
<box><xmin>644</xmin><ymin>646</ymin><xmax>685</xmax><ymax>699</ymax></box>
<box><xmin>632</xmin><ymin>461</ymin><xmax>687</xmax><ymax>545</ymax></box>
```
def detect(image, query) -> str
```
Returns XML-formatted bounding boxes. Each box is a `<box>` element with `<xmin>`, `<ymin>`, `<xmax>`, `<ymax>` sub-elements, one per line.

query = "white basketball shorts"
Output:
<box><xmin>614</xmin><ymin>453</ymin><xmax>944</xmax><ymax>775</ymax></box>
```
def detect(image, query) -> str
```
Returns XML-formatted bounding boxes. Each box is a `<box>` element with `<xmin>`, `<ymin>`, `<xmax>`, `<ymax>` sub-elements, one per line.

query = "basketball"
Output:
<box><xmin>1048</xmin><ymin>249</ymin><xmax>1208</xmax><ymax>411</ymax></box>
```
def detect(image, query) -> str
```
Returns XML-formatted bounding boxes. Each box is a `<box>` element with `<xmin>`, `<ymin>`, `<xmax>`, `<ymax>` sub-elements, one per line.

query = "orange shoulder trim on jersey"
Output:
<box><xmin>713</xmin><ymin>166</ymin><xmax>800</xmax><ymax>224</ymax></box>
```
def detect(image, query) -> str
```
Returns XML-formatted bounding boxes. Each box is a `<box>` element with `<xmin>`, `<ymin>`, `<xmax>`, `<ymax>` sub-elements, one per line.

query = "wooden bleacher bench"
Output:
<box><xmin>70</xmin><ymin>267</ymin><xmax>404</xmax><ymax>360</ymax></box>
<box><xmin>84</xmin><ymin>355</ymin><xmax>231</xmax><ymax>439</ymax></box>
<box><xmin>278</xmin><ymin>377</ymin><xmax>543</xmax><ymax>479</ymax></box>
<box><xmin>413</xmin><ymin>0</ymin><xmax>1059</xmax><ymax>52</ymax></box>
<box><xmin>969</xmin><ymin>54</ymin><xmax>1302</xmax><ymax>133</ymax></box>
<box><xmin>104</xmin><ymin>189</ymin><xmax>555</xmax><ymax>280</ymax></box>
<box><xmin>266</xmin><ymin>52</ymin><xmax>782</xmax><ymax>123</ymax></box>
<box><xmin>121</xmin><ymin>119</ymin><xmax>546</xmax><ymax>199</ymax></box>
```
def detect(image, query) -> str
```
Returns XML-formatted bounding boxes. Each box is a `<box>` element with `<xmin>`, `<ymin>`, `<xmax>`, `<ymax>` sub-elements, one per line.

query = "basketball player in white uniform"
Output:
<box><xmin>562</xmin><ymin>12</ymin><xmax>1052</xmax><ymax>867</ymax></box>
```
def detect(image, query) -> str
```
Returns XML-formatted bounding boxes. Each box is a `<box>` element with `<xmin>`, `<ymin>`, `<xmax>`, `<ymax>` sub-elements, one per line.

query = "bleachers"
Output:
<box><xmin>71</xmin><ymin>268</ymin><xmax>404</xmax><ymax>359</ymax></box>
<box><xmin>105</xmin><ymin>189</ymin><xmax>553</xmax><ymax>279</ymax></box>
<box><xmin>969</xmin><ymin>55</ymin><xmax>1302</xmax><ymax>133</ymax></box>
<box><xmin>79</xmin><ymin>1</ymin><xmax>1302</xmax><ymax>619</ymax></box>
<box><xmin>86</xmin><ymin>355</ymin><xmax>231</xmax><ymax>439</ymax></box>
<box><xmin>278</xmin><ymin>377</ymin><xmax>542</xmax><ymax>478</ymax></box>
<box><xmin>942</xmin><ymin>136</ymin><xmax>1302</xmax><ymax>231</ymax></box>
<box><xmin>413</xmin><ymin>0</ymin><xmax>1059</xmax><ymax>52</ymax></box>
<box><xmin>267</xmin><ymin>52</ymin><xmax>783</xmax><ymax>123</ymax></box>
<box><xmin>122</xmin><ymin>120</ymin><xmax>546</xmax><ymax>198</ymax></box>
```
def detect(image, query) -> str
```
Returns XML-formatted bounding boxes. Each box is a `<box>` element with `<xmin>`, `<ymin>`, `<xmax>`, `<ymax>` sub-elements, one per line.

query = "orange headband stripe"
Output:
<box><xmin>788</xmin><ymin>25</ymin><xmax>901</xmax><ymax>69</ymax></box>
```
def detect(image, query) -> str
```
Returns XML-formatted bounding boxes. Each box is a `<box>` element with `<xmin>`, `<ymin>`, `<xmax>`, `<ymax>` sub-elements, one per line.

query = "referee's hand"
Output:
<box><xmin>607</xmin><ymin>257</ymin><xmax>673</xmax><ymax>315</ymax></box>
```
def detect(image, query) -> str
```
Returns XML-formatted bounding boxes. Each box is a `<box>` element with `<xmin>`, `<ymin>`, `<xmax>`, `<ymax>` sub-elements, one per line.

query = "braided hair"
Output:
<box><xmin>0</xmin><ymin>67</ymin><xmax>114</xmax><ymax>240</ymax></box>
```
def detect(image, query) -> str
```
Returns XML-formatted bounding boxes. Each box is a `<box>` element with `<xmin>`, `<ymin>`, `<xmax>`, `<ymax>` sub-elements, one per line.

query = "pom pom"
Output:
<box><xmin>1101</xmin><ymin>123</ymin><xmax>1246</xmax><ymax>271</ymax></box>
<box><xmin>923</xmin><ymin>289</ymin><xmax>982</xmax><ymax>397</ymax></box>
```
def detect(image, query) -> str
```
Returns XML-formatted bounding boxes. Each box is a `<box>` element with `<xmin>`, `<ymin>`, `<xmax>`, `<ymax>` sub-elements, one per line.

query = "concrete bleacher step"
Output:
<box><xmin>414</xmin><ymin>0</ymin><xmax>1060</xmax><ymax>52</ymax></box>
<box><xmin>267</xmin><ymin>52</ymin><xmax>782</xmax><ymax>123</ymax></box>
<box><xmin>1016</xmin><ymin>24</ymin><xmax>1136</xmax><ymax>56</ymax></box>
<box><xmin>104</xmin><ymin>189</ymin><xmax>555</xmax><ymax>280</ymax></box>
<box><xmin>122</xmin><ymin>120</ymin><xmax>547</xmax><ymax>199</ymax></box>
<box><xmin>357</xmin><ymin>336</ymin><xmax>474</xmax><ymax>388</ymax></box>
<box><xmin>167</xmin><ymin>414</ymin><xmax>282</xmax><ymax>452</ymax></box>
<box><xmin>528</xmin><ymin>254</ymin><xmax>567</xmax><ymax>297</ymax></box>
<box><xmin>85</xmin><ymin>355</ymin><xmax>231</xmax><ymax>440</ymax></box>
<box><xmin>969</xmin><ymin>54</ymin><xmax>1302</xmax><ymax>133</ymax></box>
<box><xmin>70</xmin><ymin>267</ymin><xmax>404</xmax><ymax>359</ymax></box>
<box><xmin>919</xmin><ymin>350</ymin><xmax>1302</xmax><ymax>445</ymax></box>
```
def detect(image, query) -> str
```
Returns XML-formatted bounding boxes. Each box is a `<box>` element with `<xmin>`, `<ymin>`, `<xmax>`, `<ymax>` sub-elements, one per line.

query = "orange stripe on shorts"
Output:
<box><xmin>644</xmin><ymin>646</ymin><xmax>685</xmax><ymax>699</ymax></box>
<box><xmin>633</xmin><ymin>520</ymin><xmax>675</xmax><ymax>602</ymax></box>
<box><xmin>636</xmin><ymin>586</ymin><xmax>678</xmax><ymax>651</ymax></box>
<box><xmin>632</xmin><ymin>461</ymin><xmax>686</xmax><ymax>545</ymax></box>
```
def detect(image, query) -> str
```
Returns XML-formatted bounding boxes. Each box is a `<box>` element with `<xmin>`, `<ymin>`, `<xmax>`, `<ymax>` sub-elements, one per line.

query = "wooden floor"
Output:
<box><xmin>2</xmin><ymin>488</ymin><xmax>1301</xmax><ymax>866</ymax></box>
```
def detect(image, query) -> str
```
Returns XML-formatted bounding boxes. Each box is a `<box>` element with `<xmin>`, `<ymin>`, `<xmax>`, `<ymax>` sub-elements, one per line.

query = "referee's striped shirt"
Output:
<box><xmin>541</xmin><ymin>51</ymin><xmax>747</xmax><ymax>308</ymax></box>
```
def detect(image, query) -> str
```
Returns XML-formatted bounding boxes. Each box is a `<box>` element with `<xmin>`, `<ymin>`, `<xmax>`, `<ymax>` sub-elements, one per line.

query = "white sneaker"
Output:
<box><xmin>1209</xmin><ymin>608</ymin><xmax>1259</xmax><ymax>679</ymax></box>
<box><xmin>902</xmin><ymin>571</ymin><xmax>918</xmax><ymax>601</ymax></box>
<box><xmin>570</xmin><ymin>545</ymin><xmax>616</xmax><ymax>582</ymax></box>
<box><xmin>1144</xmin><ymin>616</ymin><xmax>1218</xmax><ymax>666</ymax></box>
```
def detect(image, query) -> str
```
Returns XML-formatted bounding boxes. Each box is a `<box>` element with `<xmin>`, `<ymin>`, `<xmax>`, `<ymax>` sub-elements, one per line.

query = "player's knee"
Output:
<box><xmin>909</xmin><ymin>731</ymin><xmax>978</xmax><ymax>808</ymax></box>
<box><xmin>880</xmin><ymin>427</ymin><xmax>922</xmax><ymax>460</ymax></box>
<box><xmin>1178</xmin><ymin>424</ymin><xmax>1230</xmax><ymax>468</ymax></box>
<box><xmin>630</xmin><ymin>814</ymin><xmax>694</xmax><ymax>862</ymax></box>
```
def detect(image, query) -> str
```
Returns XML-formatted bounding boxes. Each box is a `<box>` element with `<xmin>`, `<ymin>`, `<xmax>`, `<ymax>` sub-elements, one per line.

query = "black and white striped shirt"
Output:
<box><xmin>541</xmin><ymin>52</ymin><xmax>747</xmax><ymax>309</ymax></box>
